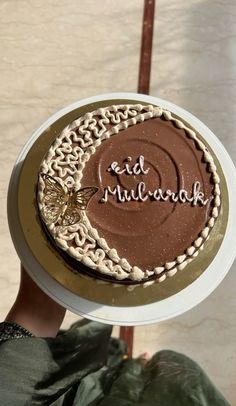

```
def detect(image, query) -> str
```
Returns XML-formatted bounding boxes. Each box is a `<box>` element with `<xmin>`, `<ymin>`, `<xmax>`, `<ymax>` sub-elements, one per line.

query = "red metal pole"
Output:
<box><xmin>119</xmin><ymin>326</ymin><xmax>135</xmax><ymax>358</ymax></box>
<box><xmin>119</xmin><ymin>0</ymin><xmax>156</xmax><ymax>358</ymax></box>
<box><xmin>138</xmin><ymin>0</ymin><xmax>156</xmax><ymax>94</ymax></box>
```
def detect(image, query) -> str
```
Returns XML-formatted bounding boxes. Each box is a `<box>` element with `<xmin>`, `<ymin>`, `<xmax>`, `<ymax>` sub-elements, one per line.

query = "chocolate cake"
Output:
<box><xmin>37</xmin><ymin>104</ymin><xmax>221</xmax><ymax>285</ymax></box>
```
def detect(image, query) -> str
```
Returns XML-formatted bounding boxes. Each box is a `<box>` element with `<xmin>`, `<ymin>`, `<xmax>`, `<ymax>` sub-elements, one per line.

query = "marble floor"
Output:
<box><xmin>0</xmin><ymin>1</ymin><xmax>236</xmax><ymax>404</ymax></box>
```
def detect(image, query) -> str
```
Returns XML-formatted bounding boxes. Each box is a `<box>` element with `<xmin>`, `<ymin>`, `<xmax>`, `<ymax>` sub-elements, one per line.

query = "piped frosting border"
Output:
<box><xmin>37</xmin><ymin>104</ymin><xmax>221</xmax><ymax>284</ymax></box>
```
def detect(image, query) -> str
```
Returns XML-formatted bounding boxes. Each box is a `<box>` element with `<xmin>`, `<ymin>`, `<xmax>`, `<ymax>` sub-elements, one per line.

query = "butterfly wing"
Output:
<box><xmin>60</xmin><ymin>203</ymin><xmax>81</xmax><ymax>226</ymax></box>
<box><xmin>40</xmin><ymin>174</ymin><xmax>68</xmax><ymax>224</ymax></box>
<box><xmin>60</xmin><ymin>187</ymin><xmax>98</xmax><ymax>226</ymax></box>
<box><xmin>74</xmin><ymin>187</ymin><xmax>98</xmax><ymax>210</ymax></box>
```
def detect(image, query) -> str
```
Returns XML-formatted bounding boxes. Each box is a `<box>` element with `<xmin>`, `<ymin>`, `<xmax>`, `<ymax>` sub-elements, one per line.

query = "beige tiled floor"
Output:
<box><xmin>0</xmin><ymin>1</ymin><xmax>236</xmax><ymax>404</ymax></box>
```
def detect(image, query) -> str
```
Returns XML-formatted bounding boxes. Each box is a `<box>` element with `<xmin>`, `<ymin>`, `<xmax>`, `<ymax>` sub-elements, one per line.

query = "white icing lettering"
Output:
<box><xmin>116</xmin><ymin>185</ymin><xmax>125</xmax><ymax>203</ymax></box>
<box><xmin>130</xmin><ymin>188</ymin><xmax>140</xmax><ymax>201</ymax></box>
<box><xmin>192</xmin><ymin>181</ymin><xmax>209</xmax><ymax>206</ymax></box>
<box><xmin>100</xmin><ymin>181</ymin><xmax>209</xmax><ymax>207</ymax></box>
<box><xmin>178</xmin><ymin>189</ymin><xmax>188</xmax><ymax>203</ymax></box>
<box><xmin>123</xmin><ymin>189</ymin><xmax>132</xmax><ymax>202</ymax></box>
<box><xmin>125</xmin><ymin>157</ymin><xmax>133</xmax><ymax>175</ymax></box>
<box><xmin>164</xmin><ymin>190</ymin><xmax>179</xmax><ymax>202</ymax></box>
<box><xmin>107</xmin><ymin>161</ymin><xmax>120</xmax><ymax>173</ymax></box>
<box><xmin>137</xmin><ymin>181</ymin><xmax>149</xmax><ymax>201</ymax></box>
<box><xmin>102</xmin><ymin>156</ymin><xmax>209</xmax><ymax>207</ymax></box>
<box><xmin>150</xmin><ymin>189</ymin><xmax>161</xmax><ymax>200</ymax></box>
<box><xmin>107</xmin><ymin>155</ymin><xmax>150</xmax><ymax>176</ymax></box>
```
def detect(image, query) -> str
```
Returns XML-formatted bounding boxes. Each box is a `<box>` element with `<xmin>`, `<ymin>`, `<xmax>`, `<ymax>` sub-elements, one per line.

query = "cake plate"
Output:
<box><xmin>7</xmin><ymin>93</ymin><xmax>236</xmax><ymax>326</ymax></box>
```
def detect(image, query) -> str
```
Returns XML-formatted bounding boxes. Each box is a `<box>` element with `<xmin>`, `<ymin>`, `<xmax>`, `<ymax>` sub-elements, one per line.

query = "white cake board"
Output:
<box><xmin>7</xmin><ymin>93</ymin><xmax>236</xmax><ymax>325</ymax></box>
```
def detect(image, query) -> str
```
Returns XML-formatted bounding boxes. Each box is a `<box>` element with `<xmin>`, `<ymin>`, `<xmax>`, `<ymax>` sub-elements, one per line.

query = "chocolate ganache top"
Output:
<box><xmin>81</xmin><ymin>117</ymin><xmax>213</xmax><ymax>271</ymax></box>
<box><xmin>37</xmin><ymin>104</ymin><xmax>220</xmax><ymax>283</ymax></box>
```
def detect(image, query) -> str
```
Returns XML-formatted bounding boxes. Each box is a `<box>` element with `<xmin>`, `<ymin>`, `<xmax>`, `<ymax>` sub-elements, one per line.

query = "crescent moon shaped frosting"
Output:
<box><xmin>37</xmin><ymin>104</ymin><xmax>220</xmax><ymax>285</ymax></box>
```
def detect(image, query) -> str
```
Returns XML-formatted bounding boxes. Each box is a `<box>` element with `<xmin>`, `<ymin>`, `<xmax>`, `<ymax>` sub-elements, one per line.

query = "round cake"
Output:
<box><xmin>37</xmin><ymin>104</ymin><xmax>221</xmax><ymax>285</ymax></box>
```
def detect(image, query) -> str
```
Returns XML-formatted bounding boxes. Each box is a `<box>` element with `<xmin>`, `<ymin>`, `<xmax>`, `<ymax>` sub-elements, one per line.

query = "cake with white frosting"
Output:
<box><xmin>37</xmin><ymin>104</ymin><xmax>221</xmax><ymax>285</ymax></box>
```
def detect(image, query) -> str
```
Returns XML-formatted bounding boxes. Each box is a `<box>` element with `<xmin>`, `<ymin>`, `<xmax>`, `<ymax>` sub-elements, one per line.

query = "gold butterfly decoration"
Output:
<box><xmin>40</xmin><ymin>174</ymin><xmax>98</xmax><ymax>226</ymax></box>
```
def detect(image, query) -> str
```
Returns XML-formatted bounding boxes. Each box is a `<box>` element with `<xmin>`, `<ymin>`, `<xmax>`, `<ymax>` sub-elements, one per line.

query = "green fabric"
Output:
<box><xmin>0</xmin><ymin>320</ymin><xmax>230</xmax><ymax>406</ymax></box>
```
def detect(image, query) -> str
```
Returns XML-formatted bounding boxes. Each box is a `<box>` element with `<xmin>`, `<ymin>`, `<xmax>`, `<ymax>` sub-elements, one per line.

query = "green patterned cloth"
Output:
<box><xmin>0</xmin><ymin>320</ymin><xmax>230</xmax><ymax>405</ymax></box>
<box><xmin>0</xmin><ymin>322</ymin><xmax>34</xmax><ymax>341</ymax></box>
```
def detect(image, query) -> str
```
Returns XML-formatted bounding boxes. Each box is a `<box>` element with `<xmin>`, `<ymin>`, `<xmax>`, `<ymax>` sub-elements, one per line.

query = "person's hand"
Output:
<box><xmin>5</xmin><ymin>265</ymin><xmax>66</xmax><ymax>337</ymax></box>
